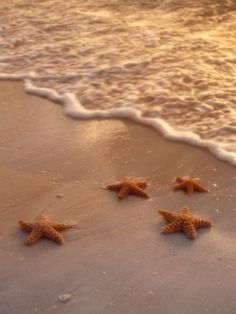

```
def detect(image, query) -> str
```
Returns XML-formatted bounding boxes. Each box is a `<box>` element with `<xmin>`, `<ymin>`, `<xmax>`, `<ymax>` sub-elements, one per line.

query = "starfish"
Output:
<box><xmin>173</xmin><ymin>176</ymin><xmax>209</xmax><ymax>195</ymax></box>
<box><xmin>158</xmin><ymin>207</ymin><xmax>212</xmax><ymax>239</ymax></box>
<box><xmin>107</xmin><ymin>177</ymin><xmax>150</xmax><ymax>199</ymax></box>
<box><xmin>19</xmin><ymin>214</ymin><xmax>72</xmax><ymax>245</ymax></box>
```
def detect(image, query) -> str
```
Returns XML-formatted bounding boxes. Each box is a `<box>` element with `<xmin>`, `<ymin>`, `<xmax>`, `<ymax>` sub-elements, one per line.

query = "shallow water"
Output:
<box><xmin>1</xmin><ymin>0</ymin><xmax>236</xmax><ymax>162</ymax></box>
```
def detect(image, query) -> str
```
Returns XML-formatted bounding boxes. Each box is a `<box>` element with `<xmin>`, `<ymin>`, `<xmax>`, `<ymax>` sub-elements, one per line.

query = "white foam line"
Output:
<box><xmin>24</xmin><ymin>79</ymin><xmax>64</xmax><ymax>103</ymax></box>
<box><xmin>1</xmin><ymin>73</ymin><xmax>236</xmax><ymax>167</ymax></box>
<box><xmin>0</xmin><ymin>73</ymin><xmax>30</xmax><ymax>80</ymax></box>
<box><xmin>63</xmin><ymin>93</ymin><xmax>236</xmax><ymax>166</ymax></box>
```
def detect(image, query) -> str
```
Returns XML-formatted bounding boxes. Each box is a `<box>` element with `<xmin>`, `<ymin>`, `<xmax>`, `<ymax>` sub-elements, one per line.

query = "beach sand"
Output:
<box><xmin>0</xmin><ymin>80</ymin><xmax>236</xmax><ymax>314</ymax></box>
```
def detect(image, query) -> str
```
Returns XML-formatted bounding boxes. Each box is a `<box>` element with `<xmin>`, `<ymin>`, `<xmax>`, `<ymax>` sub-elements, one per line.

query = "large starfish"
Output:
<box><xmin>19</xmin><ymin>214</ymin><xmax>72</xmax><ymax>245</ymax></box>
<box><xmin>158</xmin><ymin>207</ymin><xmax>212</xmax><ymax>239</ymax></box>
<box><xmin>107</xmin><ymin>177</ymin><xmax>150</xmax><ymax>199</ymax></box>
<box><xmin>173</xmin><ymin>176</ymin><xmax>209</xmax><ymax>195</ymax></box>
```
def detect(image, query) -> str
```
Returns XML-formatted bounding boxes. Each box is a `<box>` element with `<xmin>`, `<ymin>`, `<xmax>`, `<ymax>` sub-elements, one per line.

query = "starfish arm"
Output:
<box><xmin>51</xmin><ymin>223</ymin><xmax>72</xmax><ymax>231</ymax></box>
<box><xmin>19</xmin><ymin>220</ymin><xmax>34</xmax><ymax>232</ymax></box>
<box><xmin>187</xmin><ymin>183</ymin><xmax>194</xmax><ymax>195</ymax></box>
<box><xmin>158</xmin><ymin>209</ymin><xmax>177</xmax><ymax>222</ymax></box>
<box><xmin>161</xmin><ymin>221</ymin><xmax>182</xmax><ymax>234</ymax></box>
<box><xmin>193</xmin><ymin>183</ymin><xmax>209</xmax><ymax>193</ymax></box>
<box><xmin>107</xmin><ymin>183</ymin><xmax>122</xmax><ymax>191</ymax></box>
<box><xmin>24</xmin><ymin>230</ymin><xmax>42</xmax><ymax>245</ymax></box>
<box><xmin>194</xmin><ymin>217</ymin><xmax>212</xmax><ymax>228</ymax></box>
<box><xmin>173</xmin><ymin>182</ymin><xmax>187</xmax><ymax>191</ymax></box>
<box><xmin>180</xmin><ymin>207</ymin><xmax>190</xmax><ymax>214</ymax></box>
<box><xmin>130</xmin><ymin>185</ymin><xmax>149</xmax><ymax>198</ymax></box>
<box><xmin>176</xmin><ymin>176</ymin><xmax>184</xmax><ymax>183</ymax></box>
<box><xmin>136</xmin><ymin>181</ymin><xmax>148</xmax><ymax>189</ymax></box>
<box><xmin>182</xmin><ymin>220</ymin><xmax>197</xmax><ymax>239</ymax></box>
<box><xmin>118</xmin><ymin>184</ymin><xmax>130</xmax><ymax>199</ymax></box>
<box><xmin>43</xmin><ymin>226</ymin><xmax>65</xmax><ymax>245</ymax></box>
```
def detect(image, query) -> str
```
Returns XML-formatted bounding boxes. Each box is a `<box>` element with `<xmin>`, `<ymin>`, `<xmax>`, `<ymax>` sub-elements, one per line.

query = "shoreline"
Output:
<box><xmin>1</xmin><ymin>80</ymin><xmax>236</xmax><ymax>314</ymax></box>
<box><xmin>1</xmin><ymin>75</ymin><xmax>236</xmax><ymax>167</ymax></box>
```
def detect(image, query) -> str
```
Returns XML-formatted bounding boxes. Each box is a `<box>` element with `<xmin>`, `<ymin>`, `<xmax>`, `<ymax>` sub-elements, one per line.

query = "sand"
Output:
<box><xmin>0</xmin><ymin>80</ymin><xmax>236</xmax><ymax>314</ymax></box>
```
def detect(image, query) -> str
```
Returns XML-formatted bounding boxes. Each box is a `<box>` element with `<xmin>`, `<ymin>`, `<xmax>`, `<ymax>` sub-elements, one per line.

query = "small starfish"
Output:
<box><xmin>19</xmin><ymin>214</ymin><xmax>72</xmax><ymax>245</ymax></box>
<box><xmin>159</xmin><ymin>207</ymin><xmax>212</xmax><ymax>239</ymax></box>
<box><xmin>173</xmin><ymin>176</ymin><xmax>209</xmax><ymax>195</ymax></box>
<box><xmin>107</xmin><ymin>177</ymin><xmax>150</xmax><ymax>199</ymax></box>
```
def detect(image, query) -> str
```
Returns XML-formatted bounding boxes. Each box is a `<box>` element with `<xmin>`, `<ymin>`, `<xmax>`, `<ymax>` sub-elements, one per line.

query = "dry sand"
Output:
<box><xmin>0</xmin><ymin>80</ymin><xmax>236</xmax><ymax>314</ymax></box>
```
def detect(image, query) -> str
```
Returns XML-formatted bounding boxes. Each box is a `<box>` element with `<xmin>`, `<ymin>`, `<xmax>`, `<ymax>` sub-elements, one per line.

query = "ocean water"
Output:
<box><xmin>1</xmin><ymin>0</ymin><xmax>236</xmax><ymax>164</ymax></box>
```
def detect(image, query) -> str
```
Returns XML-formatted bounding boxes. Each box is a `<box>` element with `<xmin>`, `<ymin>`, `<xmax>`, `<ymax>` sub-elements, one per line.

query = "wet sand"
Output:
<box><xmin>0</xmin><ymin>80</ymin><xmax>236</xmax><ymax>314</ymax></box>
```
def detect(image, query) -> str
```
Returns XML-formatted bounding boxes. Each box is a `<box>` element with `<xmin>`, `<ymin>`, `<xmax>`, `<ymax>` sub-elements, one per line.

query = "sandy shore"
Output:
<box><xmin>0</xmin><ymin>80</ymin><xmax>236</xmax><ymax>314</ymax></box>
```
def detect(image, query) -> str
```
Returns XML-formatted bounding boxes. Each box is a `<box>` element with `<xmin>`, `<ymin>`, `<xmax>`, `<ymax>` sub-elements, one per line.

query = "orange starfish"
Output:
<box><xmin>19</xmin><ymin>214</ymin><xmax>72</xmax><ymax>245</ymax></box>
<box><xmin>173</xmin><ymin>176</ymin><xmax>209</xmax><ymax>195</ymax></box>
<box><xmin>159</xmin><ymin>207</ymin><xmax>212</xmax><ymax>239</ymax></box>
<box><xmin>107</xmin><ymin>177</ymin><xmax>150</xmax><ymax>199</ymax></box>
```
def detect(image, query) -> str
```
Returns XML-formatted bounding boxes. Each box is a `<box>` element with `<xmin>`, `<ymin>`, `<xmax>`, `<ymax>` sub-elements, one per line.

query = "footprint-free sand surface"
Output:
<box><xmin>0</xmin><ymin>80</ymin><xmax>236</xmax><ymax>314</ymax></box>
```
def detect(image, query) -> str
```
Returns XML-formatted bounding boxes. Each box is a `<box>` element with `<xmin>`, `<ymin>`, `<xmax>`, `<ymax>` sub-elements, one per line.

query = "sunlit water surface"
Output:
<box><xmin>1</xmin><ymin>0</ymin><xmax>236</xmax><ymax>160</ymax></box>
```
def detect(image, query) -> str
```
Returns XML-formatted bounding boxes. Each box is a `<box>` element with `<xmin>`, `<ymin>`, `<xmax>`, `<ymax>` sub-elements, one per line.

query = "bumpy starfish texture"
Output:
<box><xmin>107</xmin><ymin>177</ymin><xmax>149</xmax><ymax>199</ymax></box>
<box><xmin>19</xmin><ymin>214</ymin><xmax>72</xmax><ymax>245</ymax></box>
<box><xmin>174</xmin><ymin>176</ymin><xmax>209</xmax><ymax>195</ymax></box>
<box><xmin>159</xmin><ymin>207</ymin><xmax>212</xmax><ymax>239</ymax></box>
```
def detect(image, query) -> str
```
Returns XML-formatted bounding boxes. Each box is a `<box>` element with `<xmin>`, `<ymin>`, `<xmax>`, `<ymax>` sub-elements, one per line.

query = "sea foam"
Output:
<box><xmin>1</xmin><ymin>0</ymin><xmax>236</xmax><ymax>166</ymax></box>
<box><xmin>1</xmin><ymin>72</ymin><xmax>236</xmax><ymax>166</ymax></box>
